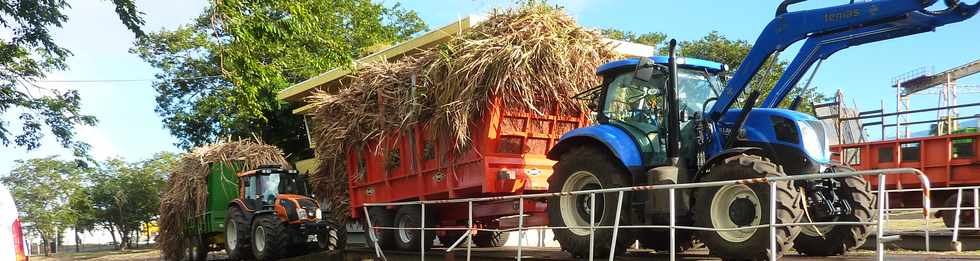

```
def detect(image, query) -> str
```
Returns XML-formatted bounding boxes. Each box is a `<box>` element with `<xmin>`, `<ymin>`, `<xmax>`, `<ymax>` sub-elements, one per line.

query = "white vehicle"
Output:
<box><xmin>0</xmin><ymin>183</ymin><xmax>27</xmax><ymax>261</ymax></box>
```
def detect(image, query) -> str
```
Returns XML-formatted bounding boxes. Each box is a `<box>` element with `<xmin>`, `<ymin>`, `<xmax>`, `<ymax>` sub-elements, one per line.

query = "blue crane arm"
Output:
<box><xmin>708</xmin><ymin>0</ymin><xmax>979</xmax><ymax>120</ymax></box>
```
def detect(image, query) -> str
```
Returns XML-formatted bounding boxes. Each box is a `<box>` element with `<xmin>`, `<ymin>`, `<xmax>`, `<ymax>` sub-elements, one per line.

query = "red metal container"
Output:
<box><xmin>831</xmin><ymin>132</ymin><xmax>980</xmax><ymax>208</ymax></box>
<box><xmin>346</xmin><ymin>98</ymin><xmax>588</xmax><ymax>228</ymax></box>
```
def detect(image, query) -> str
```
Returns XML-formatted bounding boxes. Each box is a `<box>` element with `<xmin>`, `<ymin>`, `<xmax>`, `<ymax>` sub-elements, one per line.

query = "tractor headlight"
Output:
<box><xmin>315</xmin><ymin>208</ymin><xmax>322</xmax><ymax>220</ymax></box>
<box><xmin>296</xmin><ymin>208</ymin><xmax>308</xmax><ymax>218</ymax></box>
<box><xmin>798</xmin><ymin>122</ymin><xmax>830</xmax><ymax>163</ymax></box>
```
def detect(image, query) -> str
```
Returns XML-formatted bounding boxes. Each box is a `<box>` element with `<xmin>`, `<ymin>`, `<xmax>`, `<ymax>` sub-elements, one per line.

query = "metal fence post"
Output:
<box><xmin>468</xmin><ymin>201</ymin><xmax>473</xmax><ymax>261</ymax></box>
<box><xmin>974</xmin><ymin>188</ymin><xmax>979</xmax><ymax>230</ymax></box>
<box><xmin>768</xmin><ymin>182</ymin><xmax>777</xmax><ymax>261</ymax></box>
<box><xmin>953</xmin><ymin>188</ymin><xmax>963</xmax><ymax>252</ymax></box>
<box><xmin>589</xmin><ymin>193</ymin><xmax>595</xmax><ymax>261</ymax></box>
<box><xmin>877</xmin><ymin>174</ymin><xmax>886</xmax><ymax>261</ymax></box>
<box><xmin>421</xmin><ymin>203</ymin><xmax>426</xmax><ymax>261</ymax></box>
<box><xmin>669</xmin><ymin>188</ymin><xmax>676</xmax><ymax>261</ymax></box>
<box><xmin>518</xmin><ymin>198</ymin><xmax>524</xmax><ymax>261</ymax></box>
<box><xmin>607</xmin><ymin>191</ymin><xmax>624</xmax><ymax>261</ymax></box>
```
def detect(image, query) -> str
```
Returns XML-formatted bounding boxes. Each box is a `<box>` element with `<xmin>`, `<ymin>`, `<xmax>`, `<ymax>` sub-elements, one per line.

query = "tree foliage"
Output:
<box><xmin>132</xmin><ymin>0</ymin><xmax>427</xmax><ymax>160</ymax></box>
<box><xmin>88</xmin><ymin>152</ymin><xmax>174</xmax><ymax>249</ymax></box>
<box><xmin>0</xmin><ymin>0</ymin><xmax>145</xmax><ymax>154</ymax></box>
<box><xmin>1</xmin><ymin>156</ymin><xmax>86</xmax><ymax>255</ymax></box>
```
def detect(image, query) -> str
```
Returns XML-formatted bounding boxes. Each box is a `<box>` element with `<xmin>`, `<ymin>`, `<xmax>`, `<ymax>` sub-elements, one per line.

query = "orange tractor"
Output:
<box><xmin>215</xmin><ymin>165</ymin><xmax>343</xmax><ymax>260</ymax></box>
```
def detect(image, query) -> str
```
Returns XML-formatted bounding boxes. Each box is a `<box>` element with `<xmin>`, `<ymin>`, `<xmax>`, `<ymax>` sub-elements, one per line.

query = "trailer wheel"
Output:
<box><xmin>251</xmin><ymin>214</ymin><xmax>287</xmax><ymax>261</ymax></box>
<box><xmin>224</xmin><ymin>207</ymin><xmax>252</xmax><ymax>260</ymax></box>
<box><xmin>637</xmin><ymin>229</ymin><xmax>697</xmax><ymax>253</ymax></box>
<box><xmin>363</xmin><ymin>207</ymin><xmax>396</xmax><ymax>250</ymax></box>
<box><xmin>393</xmin><ymin>205</ymin><xmax>435</xmax><ymax>251</ymax></box>
<box><xmin>438</xmin><ymin>230</ymin><xmax>467</xmax><ymax>247</ymax></box>
<box><xmin>794</xmin><ymin>165</ymin><xmax>875</xmax><ymax>256</ymax></box>
<box><xmin>694</xmin><ymin>154</ymin><xmax>802</xmax><ymax>260</ymax></box>
<box><xmin>473</xmin><ymin>231</ymin><xmax>510</xmax><ymax>247</ymax></box>
<box><xmin>548</xmin><ymin>146</ymin><xmax>634</xmax><ymax>257</ymax></box>
<box><xmin>941</xmin><ymin>191</ymin><xmax>977</xmax><ymax>229</ymax></box>
<box><xmin>190</xmin><ymin>235</ymin><xmax>208</xmax><ymax>261</ymax></box>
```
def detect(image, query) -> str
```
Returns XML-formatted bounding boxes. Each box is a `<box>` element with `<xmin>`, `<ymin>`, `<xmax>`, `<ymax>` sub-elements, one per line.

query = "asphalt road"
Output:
<box><xmin>282</xmin><ymin>247</ymin><xmax>980</xmax><ymax>261</ymax></box>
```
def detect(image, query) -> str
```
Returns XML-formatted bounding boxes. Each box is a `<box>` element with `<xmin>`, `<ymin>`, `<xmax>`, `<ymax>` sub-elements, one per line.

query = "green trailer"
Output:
<box><xmin>181</xmin><ymin>163</ymin><xmax>343</xmax><ymax>261</ymax></box>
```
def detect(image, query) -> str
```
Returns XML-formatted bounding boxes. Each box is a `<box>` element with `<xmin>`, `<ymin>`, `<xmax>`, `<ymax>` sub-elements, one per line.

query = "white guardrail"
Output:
<box><xmin>361</xmin><ymin>168</ymin><xmax>931</xmax><ymax>261</ymax></box>
<box><xmin>878</xmin><ymin>185</ymin><xmax>980</xmax><ymax>252</ymax></box>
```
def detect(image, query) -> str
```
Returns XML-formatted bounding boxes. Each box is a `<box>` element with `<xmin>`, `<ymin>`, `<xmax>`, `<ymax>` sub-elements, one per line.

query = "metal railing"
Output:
<box><xmin>361</xmin><ymin>168</ymin><xmax>931</xmax><ymax>261</ymax></box>
<box><xmin>876</xmin><ymin>185</ymin><xmax>980</xmax><ymax>252</ymax></box>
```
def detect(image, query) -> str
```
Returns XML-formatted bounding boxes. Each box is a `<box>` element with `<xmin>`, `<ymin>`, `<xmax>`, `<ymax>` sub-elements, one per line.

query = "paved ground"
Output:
<box><xmin>285</xmin><ymin>247</ymin><xmax>980</xmax><ymax>261</ymax></box>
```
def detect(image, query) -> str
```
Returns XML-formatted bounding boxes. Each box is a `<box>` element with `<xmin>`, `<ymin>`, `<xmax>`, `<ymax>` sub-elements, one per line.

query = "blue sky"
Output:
<box><xmin>2</xmin><ymin>0</ymin><xmax>978</xmax><ymax>175</ymax></box>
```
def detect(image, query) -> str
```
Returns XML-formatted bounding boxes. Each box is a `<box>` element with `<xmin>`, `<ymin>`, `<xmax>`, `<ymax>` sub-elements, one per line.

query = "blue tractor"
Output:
<box><xmin>546</xmin><ymin>0</ymin><xmax>979</xmax><ymax>259</ymax></box>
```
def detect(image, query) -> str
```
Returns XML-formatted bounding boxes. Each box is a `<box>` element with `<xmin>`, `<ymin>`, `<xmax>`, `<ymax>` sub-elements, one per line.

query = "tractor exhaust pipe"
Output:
<box><xmin>666</xmin><ymin>39</ymin><xmax>680</xmax><ymax>161</ymax></box>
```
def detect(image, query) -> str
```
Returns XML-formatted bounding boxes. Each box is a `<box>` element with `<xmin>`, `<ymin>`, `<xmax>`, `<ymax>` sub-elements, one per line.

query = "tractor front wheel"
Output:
<box><xmin>251</xmin><ymin>215</ymin><xmax>288</xmax><ymax>261</ymax></box>
<box><xmin>794</xmin><ymin>165</ymin><xmax>875</xmax><ymax>256</ymax></box>
<box><xmin>694</xmin><ymin>154</ymin><xmax>802</xmax><ymax>260</ymax></box>
<box><xmin>472</xmin><ymin>231</ymin><xmax>510</xmax><ymax>247</ymax></box>
<box><xmin>224</xmin><ymin>207</ymin><xmax>252</xmax><ymax>260</ymax></box>
<box><xmin>548</xmin><ymin>146</ymin><xmax>634</xmax><ymax>257</ymax></box>
<box><xmin>317</xmin><ymin>221</ymin><xmax>346</xmax><ymax>251</ymax></box>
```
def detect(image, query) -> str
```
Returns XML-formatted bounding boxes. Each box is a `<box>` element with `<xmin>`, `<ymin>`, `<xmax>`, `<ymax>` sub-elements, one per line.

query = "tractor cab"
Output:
<box><xmin>238</xmin><ymin>166</ymin><xmax>319</xmax><ymax>220</ymax></box>
<box><xmin>570</xmin><ymin>56</ymin><xmax>728</xmax><ymax>169</ymax></box>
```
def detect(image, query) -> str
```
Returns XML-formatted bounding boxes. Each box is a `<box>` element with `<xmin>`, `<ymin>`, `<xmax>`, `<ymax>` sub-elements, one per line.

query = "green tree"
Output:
<box><xmin>1</xmin><ymin>156</ymin><xmax>87</xmax><ymax>255</ymax></box>
<box><xmin>601</xmin><ymin>28</ymin><xmax>668</xmax><ymax>48</ymax></box>
<box><xmin>0</xmin><ymin>0</ymin><xmax>145</xmax><ymax>155</ymax></box>
<box><xmin>89</xmin><ymin>152</ymin><xmax>174</xmax><ymax>249</ymax></box>
<box><xmin>67</xmin><ymin>187</ymin><xmax>98</xmax><ymax>253</ymax></box>
<box><xmin>131</xmin><ymin>0</ymin><xmax>426</xmax><ymax>160</ymax></box>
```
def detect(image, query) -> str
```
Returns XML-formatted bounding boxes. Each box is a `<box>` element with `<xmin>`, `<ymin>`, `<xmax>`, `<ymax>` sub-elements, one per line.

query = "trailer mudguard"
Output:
<box><xmin>547</xmin><ymin>124</ymin><xmax>644</xmax><ymax>174</ymax></box>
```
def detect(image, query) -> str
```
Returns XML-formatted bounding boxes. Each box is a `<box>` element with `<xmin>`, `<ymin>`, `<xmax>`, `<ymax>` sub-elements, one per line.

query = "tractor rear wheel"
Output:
<box><xmin>363</xmin><ymin>207</ymin><xmax>397</xmax><ymax>250</ymax></box>
<box><xmin>251</xmin><ymin>215</ymin><xmax>288</xmax><ymax>261</ymax></box>
<box><xmin>472</xmin><ymin>231</ymin><xmax>510</xmax><ymax>247</ymax></box>
<box><xmin>393</xmin><ymin>205</ymin><xmax>435</xmax><ymax>251</ymax></box>
<box><xmin>548</xmin><ymin>146</ymin><xmax>634</xmax><ymax>257</ymax></box>
<box><xmin>224</xmin><ymin>207</ymin><xmax>252</xmax><ymax>260</ymax></box>
<box><xmin>794</xmin><ymin>165</ymin><xmax>875</xmax><ymax>256</ymax></box>
<box><xmin>694</xmin><ymin>154</ymin><xmax>802</xmax><ymax>260</ymax></box>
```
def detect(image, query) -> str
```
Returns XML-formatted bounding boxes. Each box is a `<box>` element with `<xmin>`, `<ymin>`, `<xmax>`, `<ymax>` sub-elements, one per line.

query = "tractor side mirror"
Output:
<box><xmin>633</xmin><ymin>57</ymin><xmax>657</xmax><ymax>82</ymax></box>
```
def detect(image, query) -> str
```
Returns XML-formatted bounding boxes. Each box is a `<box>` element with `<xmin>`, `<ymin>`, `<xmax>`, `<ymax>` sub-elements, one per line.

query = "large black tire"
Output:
<box><xmin>251</xmin><ymin>214</ymin><xmax>288</xmax><ymax>261</ymax></box>
<box><xmin>637</xmin><ymin>229</ymin><xmax>697</xmax><ymax>253</ymax></box>
<box><xmin>224</xmin><ymin>207</ymin><xmax>252</xmax><ymax>260</ymax></box>
<box><xmin>472</xmin><ymin>231</ymin><xmax>510</xmax><ymax>247</ymax></box>
<box><xmin>363</xmin><ymin>207</ymin><xmax>397</xmax><ymax>250</ymax></box>
<box><xmin>548</xmin><ymin>146</ymin><xmax>634</xmax><ymax>257</ymax></box>
<box><xmin>393</xmin><ymin>205</ymin><xmax>435</xmax><ymax>251</ymax></box>
<box><xmin>317</xmin><ymin>220</ymin><xmax>347</xmax><ymax>251</ymax></box>
<box><xmin>190</xmin><ymin>235</ymin><xmax>208</xmax><ymax>261</ymax></box>
<box><xmin>794</xmin><ymin>165</ymin><xmax>875</xmax><ymax>256</ymax></box>
<box><xmin>941</xmin><ymin>191</ymin><xmax>978</xmax><ymax>229</ymax></box>
<box><xmin>438</xmin><ymin>230</ymin><xmax>467</xmax><ymax>247</ymax></box>
<box><xmin>694</xmin><ymin>154</ymin><xmax>803</xmax><ymax>260</ymax></box>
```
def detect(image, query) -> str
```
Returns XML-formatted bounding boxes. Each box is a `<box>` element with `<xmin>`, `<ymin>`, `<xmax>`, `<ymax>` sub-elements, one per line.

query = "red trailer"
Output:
<box><xmin>346</xmin><ymin>98</ymin><xmax>587</xmax><ymax>250</ymax></box>
<box><xmin>831</xmin><ymin>132</ymin><xmax>980</xmax><ymax>226</ymax></box>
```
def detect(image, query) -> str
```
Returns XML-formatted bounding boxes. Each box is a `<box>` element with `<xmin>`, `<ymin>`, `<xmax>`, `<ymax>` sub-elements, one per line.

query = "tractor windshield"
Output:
<box><xmin>256</xmin><ymin>173</ymin><xmax>310</xmax><ymax>202</ymax></box>
<box><xmin>602</xmin><ymin>68</ymin><xmax>720</xmax><ymax>128</ymax></box>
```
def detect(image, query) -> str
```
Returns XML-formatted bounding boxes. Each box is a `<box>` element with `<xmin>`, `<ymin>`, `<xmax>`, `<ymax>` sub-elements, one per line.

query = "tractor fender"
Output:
<box><xmin>547</xmin><ymin>125</ymin><xmax>644</xmax><ymax>176</ymax></box>
<box><xmin>695</xmin><ymin>147</ymin><xmax>764</xmax><ymax>183</ymax></box>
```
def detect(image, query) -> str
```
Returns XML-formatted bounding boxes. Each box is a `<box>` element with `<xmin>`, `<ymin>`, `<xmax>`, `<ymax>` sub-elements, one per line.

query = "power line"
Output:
<box><xmin>35</xmin><ymin>75</ymin><xmax>223</xmax><ymax>83</ymax></box>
